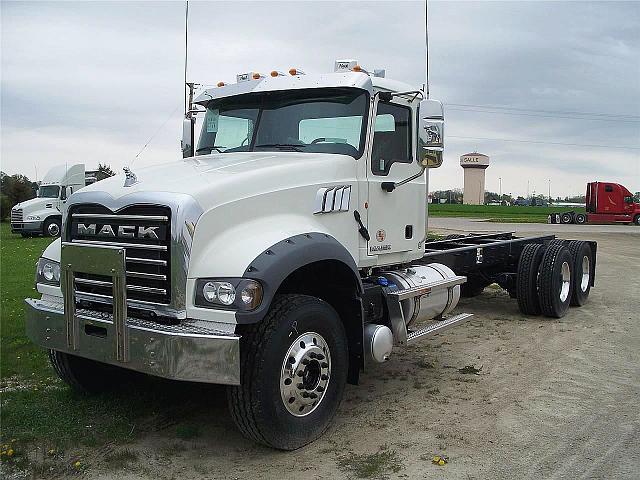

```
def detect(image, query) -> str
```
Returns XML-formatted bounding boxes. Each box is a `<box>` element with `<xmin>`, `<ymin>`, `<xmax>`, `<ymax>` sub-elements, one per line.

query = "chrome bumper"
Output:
<box><xmin>25</xmin><ymin>298</ymin><xmax>241</xmax><ymax>384</ymax></box>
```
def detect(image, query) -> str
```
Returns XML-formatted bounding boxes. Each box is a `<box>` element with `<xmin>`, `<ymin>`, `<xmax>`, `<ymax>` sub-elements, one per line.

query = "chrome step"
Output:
<box><xmin>406</xmin><ymin>313</ymin><xmax>473</xmax><ymax>344</ymax></box>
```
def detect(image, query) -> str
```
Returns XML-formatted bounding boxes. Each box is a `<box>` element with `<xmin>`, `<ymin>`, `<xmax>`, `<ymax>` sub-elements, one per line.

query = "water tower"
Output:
<box><xmin>460</xmin><ymin>152</ymin><xmax>490</xmax><ymax>205</ymax></box>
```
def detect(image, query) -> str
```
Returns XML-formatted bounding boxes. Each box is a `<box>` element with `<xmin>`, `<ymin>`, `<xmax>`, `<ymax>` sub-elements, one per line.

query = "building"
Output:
<box><xmin>460</xmin><ymin>152</ymin><xmax>490</xmax><ymax>205</ymax></box>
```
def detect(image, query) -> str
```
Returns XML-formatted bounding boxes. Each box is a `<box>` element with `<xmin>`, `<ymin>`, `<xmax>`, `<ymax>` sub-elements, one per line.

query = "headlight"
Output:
<box><xmin>26</xmin><ymin>215</ymin><xmax>41</xmax><ymax>221</ymax></box>
<box><xmin>36</xmin><ymin>258</ymin><xmax>61</xmax><ymax>286</ymax></box>
<box><xmin>195</xmin><ymin>279</ymin><xmax>262</xmax><ymax>311</ymax></box>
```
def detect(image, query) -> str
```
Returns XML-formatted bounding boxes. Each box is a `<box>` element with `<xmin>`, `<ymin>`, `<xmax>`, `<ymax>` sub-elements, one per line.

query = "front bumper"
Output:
<box><xmin>11</xmin><ymin>221</ymin><xmax>43</xmax><ymax>233</ymax></box>
<box><xmin>25</xmin><ymin>297</ymin><xmax>241</xmax><ymax>385</ymax></box>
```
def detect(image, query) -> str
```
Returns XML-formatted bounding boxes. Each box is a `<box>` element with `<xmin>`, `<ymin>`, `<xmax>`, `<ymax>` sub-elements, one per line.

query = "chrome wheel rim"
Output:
<box><xmin>559</xmin><ymin>261</ymin><xmax>571</xmax><ymax>302</ymax></box>
<box><xmin>47</xmin><ymin>223</ymin><xmax>60</xmax><ymax>236</ymax></box>
<box><xmin>280</xmin><ymin>332</ymin><xmax>331</xmax><ymax>417</ymax></box>
<box><xmin>580</xmin><ymin>255</ymin><xmax>590</xmax><ymax>292</ymax></box>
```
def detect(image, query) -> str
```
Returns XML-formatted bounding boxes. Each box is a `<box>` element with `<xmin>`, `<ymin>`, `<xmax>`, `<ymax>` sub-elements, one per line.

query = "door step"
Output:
<box><xmin>406</xmin><ymin>313</ymin><xmax>473</xmax><ymax>344</ymax></box>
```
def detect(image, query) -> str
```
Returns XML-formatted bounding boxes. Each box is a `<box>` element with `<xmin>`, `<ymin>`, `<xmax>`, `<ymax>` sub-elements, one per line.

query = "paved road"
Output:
<box><xmin>429</xmin><ymin>216</ymin><xmax>640</xmax><ymax>235</ymax></box>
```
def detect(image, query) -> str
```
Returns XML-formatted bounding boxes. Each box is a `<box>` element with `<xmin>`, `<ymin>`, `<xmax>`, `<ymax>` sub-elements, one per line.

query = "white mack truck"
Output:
<box><xmin>11</xmin><ymin>163</ymin><xmax>95</xmax><ymax>237</ymax></box>
<box><xmin>25</xmin><ymin>60</ymin><xmax>597</xmax><ymax>450</ymax></box>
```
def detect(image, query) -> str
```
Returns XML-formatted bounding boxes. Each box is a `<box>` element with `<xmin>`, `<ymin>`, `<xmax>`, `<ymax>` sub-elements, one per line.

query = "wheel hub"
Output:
<box><xmin>48</xmin><ymin>223</ymin><xmax>60</xmax><ymax>236</ymax></box>
<box><xmin>580</xmin><ymin>255</ymin><xmax>590</xmax><ymax>292</ymax></box>
<box><xmin>280</xmin><ymin>332</ymin><xmax>331</xmax><ymax>417</ymax></box>
<box><xmin>559</xmin><ymin>261</ymin><xmax>571</xmax><ymax>302</ymax></box>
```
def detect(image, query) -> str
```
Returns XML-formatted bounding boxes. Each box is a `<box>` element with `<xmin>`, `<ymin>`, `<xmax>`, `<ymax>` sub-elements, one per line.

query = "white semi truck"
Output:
<box><xmin>11</xmin><ymin>164</ymin><xmax>94</xmax><ymax>237</ymax></box>
<box><xmin>25</xmin><ymin>61</ymin><xmax>597</xmax><ymax>450</ymax></box>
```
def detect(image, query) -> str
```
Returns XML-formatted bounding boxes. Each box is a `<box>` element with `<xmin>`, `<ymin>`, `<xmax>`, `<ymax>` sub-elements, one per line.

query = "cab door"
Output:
<box><xmin>365</xmin><ymin>98</ymin><xmax>425</xmax><ymax>262</ymax></box>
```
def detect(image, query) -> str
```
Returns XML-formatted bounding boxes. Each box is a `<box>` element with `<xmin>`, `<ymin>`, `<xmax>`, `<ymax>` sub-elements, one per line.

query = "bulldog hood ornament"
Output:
<box><xmin>123</xmin><ymin>166</ymin><xmax>138</xmax><ymax>187</ymax></box>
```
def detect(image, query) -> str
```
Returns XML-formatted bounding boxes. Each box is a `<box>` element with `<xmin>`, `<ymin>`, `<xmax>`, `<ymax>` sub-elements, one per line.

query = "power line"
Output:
<box><xmin>445</xmin><ymin>107</ymin><xmax>640</xmax><ymax>124</ymax></box>
<box><xmin>445</xmin><ymin>102</ymin><xmax>640</xmax><ymax>120</ymax></box>
<box><xmin>447</xmin><ymin>135</ymin><xmax>640</xmax><ymax>150</ymax></box>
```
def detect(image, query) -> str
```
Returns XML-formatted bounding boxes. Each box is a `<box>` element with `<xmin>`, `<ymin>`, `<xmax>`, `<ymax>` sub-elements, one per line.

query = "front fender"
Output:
<box><xmin>187</xmin><ymin>214</ymin><xmax>361</xmax><ymax>324</ymax></box>
<box><xmin>237</xmin><ymin>232</ymin><xmax>363</xmax><ymax>324</ymax></box>
<box><xmin>25</xmin><ymin>208</ymin><xmax>60</xmax><ymax>223</ymax></box>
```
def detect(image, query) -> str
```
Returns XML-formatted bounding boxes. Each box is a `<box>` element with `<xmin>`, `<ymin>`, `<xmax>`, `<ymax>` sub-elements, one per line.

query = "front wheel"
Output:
<box><xmin>634</xmin><ymin>215</ymin><xmax>640</xmax><ymax>226</ymax></box>
<box><xmin>49</xmin><ymin>350</ymin><xmax>121</xmax><ymax>394</ymax></box>
<box><xmin>227</xmin><ymin>294</ymin><xmax>348</xmax><ymax>450</ymax></box>
<box><xmin>44</xmin><ymin>217</ymin><xmax>61</xmax><ymax>237</ymax></box>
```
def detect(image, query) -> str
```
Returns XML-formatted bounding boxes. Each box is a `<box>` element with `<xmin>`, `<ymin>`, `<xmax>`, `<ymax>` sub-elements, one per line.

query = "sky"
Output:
<box><xmin>1</xmin><ymin>0</ymin><xmax>639</xmax><ymax>197</ymax></box>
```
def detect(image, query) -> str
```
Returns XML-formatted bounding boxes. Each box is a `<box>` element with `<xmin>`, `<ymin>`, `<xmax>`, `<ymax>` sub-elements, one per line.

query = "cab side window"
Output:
<box><xmin>604</xmin><ymin>185</ymin><xmax>613</xmax><ymax>192</ymax></box>
<box><xmin>371</xmin><ymin>102</ymin><xmax>412</xmax><ymax>176</ymax></box>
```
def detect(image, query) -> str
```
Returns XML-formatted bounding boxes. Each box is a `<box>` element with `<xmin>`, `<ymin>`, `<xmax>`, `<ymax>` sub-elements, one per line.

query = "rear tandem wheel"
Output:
<box><xmin>537</xmin><ymin>243</ymin><xmax>573</xmax><ymax>318</ymax></box>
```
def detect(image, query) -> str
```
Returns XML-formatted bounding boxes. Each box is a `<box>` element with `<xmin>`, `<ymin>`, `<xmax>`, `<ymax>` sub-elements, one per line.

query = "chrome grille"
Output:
<box><xmin>68</xmin><ymin>205</ymin><xmax>171</xmax><ymax>306</ymax></box>
<box><xmin>11</xmin><ymin>208</ymin><xmax>23</xmax><ymax>224</ymax></box>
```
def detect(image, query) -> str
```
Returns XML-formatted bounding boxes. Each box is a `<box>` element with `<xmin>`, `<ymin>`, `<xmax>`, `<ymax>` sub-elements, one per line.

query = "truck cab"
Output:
<box><xmin>586</xmin><ymin>181</ymin><xmax>640</xmax><ymax>225</ymax></box>
<box><xmin>11</xmin><ymin>163</ymin><xmax>87</xmax><ymax>237</ymax></box>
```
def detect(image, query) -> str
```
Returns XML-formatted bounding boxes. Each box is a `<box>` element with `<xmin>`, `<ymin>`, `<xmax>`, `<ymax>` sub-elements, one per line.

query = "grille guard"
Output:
<box><xmin>62</xmin><ymin>191</ymin><xmax>204</xmax><ymax>319</ymax></box>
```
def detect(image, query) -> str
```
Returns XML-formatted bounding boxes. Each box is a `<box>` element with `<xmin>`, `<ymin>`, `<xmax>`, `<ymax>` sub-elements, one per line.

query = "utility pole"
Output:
<box><xmin>499</xmin><ymin>177</ymin><xmax>502</xmax><ymax>201</ymax></box>
<box><xmin>548</xmin><ymin>178</ymin><xmax>551</xmax><ymax>204</ymax></box>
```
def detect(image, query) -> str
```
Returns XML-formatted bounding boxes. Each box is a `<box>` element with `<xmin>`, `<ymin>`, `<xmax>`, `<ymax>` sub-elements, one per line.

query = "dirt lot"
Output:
<box><xmin>55</xmin><ymin>228</ymin><xmax>635</xmax><ymax>480</ymax></box>
<box><xmin>3</xmin><ymin>226</ymin><xmax>638</xmax><ymax>479</ymax></box>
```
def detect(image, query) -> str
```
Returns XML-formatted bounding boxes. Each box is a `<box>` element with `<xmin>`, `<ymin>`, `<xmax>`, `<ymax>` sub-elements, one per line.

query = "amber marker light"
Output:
<box><xmin>352</xmin><ymin>64</ymin><xmax>362</xmax><ymax>72</ymax></box>
<box><xmin>252</xmin><ymin>72</ymin><xmax>262</xmax><ymax>80</ymax></box>
<box><xmin>217</xmin><ymin>81</ymin><xmax>225</xmax><ymax>87</ymax></box>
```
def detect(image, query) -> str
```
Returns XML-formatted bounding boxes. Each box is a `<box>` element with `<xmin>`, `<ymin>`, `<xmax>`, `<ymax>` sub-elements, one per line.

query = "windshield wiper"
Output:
<box><xmin>196</xmin><ymin>146</ymin><xmax>225</xmax><ymax>154</ymax></box>
<box><xmin>254</xmin><ymin>143</ymin><xmax>303</xmax><ymax>152</ymax></box>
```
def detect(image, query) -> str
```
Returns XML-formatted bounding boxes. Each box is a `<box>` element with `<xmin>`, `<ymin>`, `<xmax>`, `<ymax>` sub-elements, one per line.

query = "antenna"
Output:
<box><xmin>184</xmin><ymin>0</ymin><xmax>189</xmax><ymax>114</ymax></box>
<box><xmin>425</xmin><ymin>0</ymin><xmax>430</xmax><ymax>98</ymax></box>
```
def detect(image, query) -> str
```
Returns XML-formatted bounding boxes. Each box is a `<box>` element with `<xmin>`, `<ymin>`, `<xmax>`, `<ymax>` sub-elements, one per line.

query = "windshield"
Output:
<box><xmin>196</xmin><ymin>88</ymin><xmax>368</xmax><ymax>158</ymax></box>
<box><xmin>37</xmin><ymin>185</ymin><xmax>60</xmax><ymax>198</ymax></box>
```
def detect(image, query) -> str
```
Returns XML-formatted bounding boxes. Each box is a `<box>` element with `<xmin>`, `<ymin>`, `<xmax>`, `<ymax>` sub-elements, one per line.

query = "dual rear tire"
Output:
<box><xmin>516</xmin><ymin>240</ymin><xmax>593</xmax><ymax>318</ymax></box>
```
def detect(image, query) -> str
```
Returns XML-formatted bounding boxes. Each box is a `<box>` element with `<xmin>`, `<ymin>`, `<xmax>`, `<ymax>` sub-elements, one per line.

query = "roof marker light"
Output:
<box><xmin>252</xmin><ymin>72</ymin><xmax>262</xmax><ymax>80</ymax></box>
<box><xmin>217</xmin><ymin>81</ymin><xmax>225</xmax><ymax>87</ymax></box>
<box><xmin>270</xmin><ymin>70</ymin><xmax>285</xmax><ymax>77</ymax></box>
<box><xmin>289</xmin><ymin>68</ymin><xmax>305</xmax><ymax>76</ymax></box>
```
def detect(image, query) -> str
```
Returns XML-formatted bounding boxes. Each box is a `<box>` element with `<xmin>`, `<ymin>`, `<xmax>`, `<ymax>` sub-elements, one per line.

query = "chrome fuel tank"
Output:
<box><xmin>381</xmin><ymin>263</ymin><xmax>461</xmax><ymax>326</ymax></box>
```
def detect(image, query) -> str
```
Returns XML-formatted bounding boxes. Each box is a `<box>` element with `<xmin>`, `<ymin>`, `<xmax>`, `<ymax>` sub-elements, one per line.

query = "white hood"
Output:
<box><xmin>81</xmin><ymin>152</ymin><xmax>356</xmax><ymax>209</ymax></box>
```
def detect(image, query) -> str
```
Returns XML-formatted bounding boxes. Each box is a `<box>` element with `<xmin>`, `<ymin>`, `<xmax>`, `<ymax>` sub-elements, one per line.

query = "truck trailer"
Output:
<box><xmin>25</xmin><ymin>61</ymin><xmax>598</xmax><ymax>450</ymax></box>
<box><xmin>548</xmin><ymin>181</ymin><xmax>640</xmax><ymax>225</ymax></box>
<box><xmin>10</xmin><ymin>164</ymin><xmax>94</xmax><ymax>237</ymax></box>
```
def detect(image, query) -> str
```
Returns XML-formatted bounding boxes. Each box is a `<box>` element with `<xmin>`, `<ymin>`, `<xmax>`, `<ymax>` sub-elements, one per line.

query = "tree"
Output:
<box><xmin>96</xmin><ymin>163</ymin><xmax>116</xmax><ymax>181</ymax></box>
<box><xmin>1</xmin><ymin>171</ymin><xmax>36</xmax><ymax>209</ymax></box>
<box><xmin>0</xmin><ymin>194</ymin><xmax>11</xmax><ymax>221</ymax></box>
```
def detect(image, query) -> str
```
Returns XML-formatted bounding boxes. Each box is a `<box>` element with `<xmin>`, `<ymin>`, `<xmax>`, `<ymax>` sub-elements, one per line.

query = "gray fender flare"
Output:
<box><xmin>235</xmin><ymin>232</ymin><xmax>363</xmax><ymax>324</ymax></box>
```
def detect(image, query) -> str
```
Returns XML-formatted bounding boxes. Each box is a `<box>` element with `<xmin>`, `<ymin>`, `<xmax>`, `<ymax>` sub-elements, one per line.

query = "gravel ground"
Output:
<box><xmin>81</xmin><ymin>228</ymin><xmax>639</xmax><ymax>480</ymax></box>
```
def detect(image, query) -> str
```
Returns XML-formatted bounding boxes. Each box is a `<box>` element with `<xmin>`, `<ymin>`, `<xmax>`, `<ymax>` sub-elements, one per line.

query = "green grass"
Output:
<box><xmin>0</xmin><ymin>222</ymin><xmax>220</xmax><ymax>472</ymax></box>
<box><xmin>428</xmin><ymin>204</ymin><xmax>585</xmax><ymax>223</ymax></box>
<box><xmin>1</xmin><ymin>222</ymin><xmax>51</xmax><ymax>380</ymax></box>
<box><xmin>337</xmin><ymin>446</ymin><xmax>403</xmax><ymax>479</ymax></box>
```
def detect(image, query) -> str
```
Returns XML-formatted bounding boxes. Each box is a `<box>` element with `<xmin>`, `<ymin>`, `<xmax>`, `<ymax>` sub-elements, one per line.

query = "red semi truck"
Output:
<box><xmin>549</xmin><ymin>182</ymin><xmax>640</xmax><ymax>225</ymax></box>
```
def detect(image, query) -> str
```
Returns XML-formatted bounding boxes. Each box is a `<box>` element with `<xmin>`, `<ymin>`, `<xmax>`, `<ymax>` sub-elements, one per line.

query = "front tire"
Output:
<box><xmin>634</xmin><ymin>215</ymin><xmax>640</xmax><ymax>226</ymax></box>
<box><xmin>44</xmin><ymin>217</ymin><xmax>61</xmax><ymax>237</ymax></box>
<box><xmin>227</xmin><ymin>294</ymin><xmax>348</xmax><ymax>450</ymax></box>
<box><xmin>49</xmin><ymin>350</ymin><xmax>120</xmax><ymax>394</ymax></box>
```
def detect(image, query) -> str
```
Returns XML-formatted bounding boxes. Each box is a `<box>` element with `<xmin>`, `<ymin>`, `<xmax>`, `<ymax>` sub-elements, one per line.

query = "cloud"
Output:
<box><xmin>1</xmin><ymin>1</ymin><xmax>638</xmax><ymax>195</ymax></box>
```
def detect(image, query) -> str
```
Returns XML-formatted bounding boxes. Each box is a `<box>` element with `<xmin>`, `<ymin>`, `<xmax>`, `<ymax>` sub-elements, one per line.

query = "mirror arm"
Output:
<box><xmin>381</xmin><ymin>166</ymin><xmax>426</xmax><ymax>193</ymax></box>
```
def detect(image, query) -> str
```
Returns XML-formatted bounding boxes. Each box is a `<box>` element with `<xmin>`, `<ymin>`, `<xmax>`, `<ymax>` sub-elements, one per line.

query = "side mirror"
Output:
<box><xmin>418</xmin><ymin>99</ymin><xmax>444</xmax><ymax>168</ymax></box>
<box><xmin>624</xmin><ymin>196</ymin><xmax>633</xmax><ymax>204</ymax></box>
<box><xmin>181</xmin><ymin>117</ymin><xmax>195</xmax><ymax>158</ymax></box>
